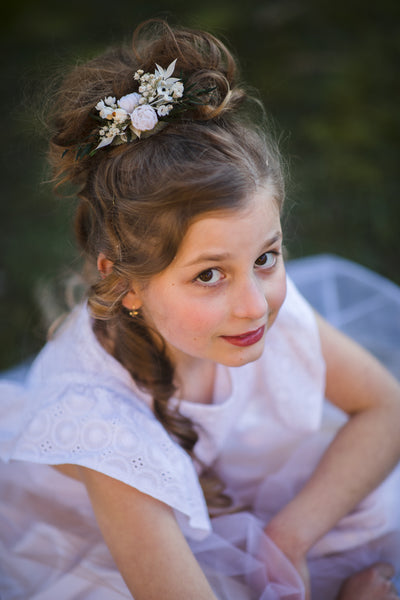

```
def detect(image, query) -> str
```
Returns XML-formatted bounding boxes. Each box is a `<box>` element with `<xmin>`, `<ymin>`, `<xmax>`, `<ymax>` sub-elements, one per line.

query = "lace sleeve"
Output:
<box><xmin>1</xmin><ymin>379</ymin><xmax>211</xmax><ymax>539</ymax></box>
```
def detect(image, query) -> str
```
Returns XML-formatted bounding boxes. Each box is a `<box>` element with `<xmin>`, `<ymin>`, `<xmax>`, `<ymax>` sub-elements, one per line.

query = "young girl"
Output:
<box><xmin>1</xmin><ymin>20</ymin><xmax>400</xmax><ymax>600</ymax></box>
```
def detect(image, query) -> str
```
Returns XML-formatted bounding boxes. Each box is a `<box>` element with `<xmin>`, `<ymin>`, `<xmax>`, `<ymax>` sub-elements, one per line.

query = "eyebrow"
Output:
<box><xmin>182</xmin><ymin>231</ymin><xmax>283</xmax><ymax>267</ymax></box>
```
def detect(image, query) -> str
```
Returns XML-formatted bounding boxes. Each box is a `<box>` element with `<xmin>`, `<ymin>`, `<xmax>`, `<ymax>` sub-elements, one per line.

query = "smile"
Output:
<box><xmin>221</xmin><ymin>325</ymin><xmax>265</xmax><ymax>347</ymax></box>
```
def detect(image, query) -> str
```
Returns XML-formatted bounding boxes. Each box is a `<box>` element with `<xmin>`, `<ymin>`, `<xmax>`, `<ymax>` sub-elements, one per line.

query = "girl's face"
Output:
<box><xmin>125</xmin><ymin>186</ymin><xmax>287</xmax><ymax>376</ymax></box>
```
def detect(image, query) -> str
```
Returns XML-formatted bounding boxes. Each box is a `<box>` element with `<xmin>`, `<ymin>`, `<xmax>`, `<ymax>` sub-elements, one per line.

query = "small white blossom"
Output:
<box><xmin>172</xmin><ymin>82</ymin><xmax>184</xmax><ymax>98</ymax></box>
<box><xmin>104</xmin><ymin>96</ymin><xmax>117</xmax><ymax>107</ymax></box>
<box><xmin>157</xmin><ymin>105</ymin><xmax>172</xmax><ymax>117</ymax></box>
<box><xmin>112</xmin><ymin>108</ymin><xmax>129</xmax><ymax>124</ymax></box>
<box><xmin>103</xmin><ymin>107</ymin><xmax>116</xmax><ymax>119</ymax></box>
<box><xmin>96</xmin><ymin>100</ymin><xmax>115</xmax><ymax>120</ymax></box>
<box><xmin>157</xmin><ymin>84</ymin><xmax>173</xmax><ymax>102</ymax></box>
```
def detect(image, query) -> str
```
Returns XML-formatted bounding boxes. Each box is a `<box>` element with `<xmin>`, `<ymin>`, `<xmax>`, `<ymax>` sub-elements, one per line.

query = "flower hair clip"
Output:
<box><xmin>88</xmin><ymin>59</ymin><xmax>213</xmax><ymax>154</ymax></box>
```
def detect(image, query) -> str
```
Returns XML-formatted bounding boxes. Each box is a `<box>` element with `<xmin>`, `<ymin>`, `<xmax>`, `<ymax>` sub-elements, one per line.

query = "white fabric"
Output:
<box><xmin>1</xmin><ymin>305</ymin><xmax>210</xmax><ymax>537</ymax></box>
<box><xmin>1</xmin><ymin>259</ymin><xmax>400</xmax><ymax>599</ymax></box>
<box><xmin>287</xmin><ymin>254</ymin><xmax>400</xmax><ymax>379</ymax></box>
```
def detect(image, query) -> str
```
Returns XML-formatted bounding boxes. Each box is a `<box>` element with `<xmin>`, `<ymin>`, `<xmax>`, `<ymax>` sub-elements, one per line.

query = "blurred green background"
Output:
<box><xmin>1</xmin><ymin>0</ymin><xmax>399</xmax><ymax>370</ymax></box>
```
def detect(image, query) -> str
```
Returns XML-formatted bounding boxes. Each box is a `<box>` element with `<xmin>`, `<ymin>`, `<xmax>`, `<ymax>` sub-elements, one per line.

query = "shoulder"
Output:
<box><xmin>28</xmin><ymin>303</ymin><xmax>133</xmax><ymax>389</ymax></box>
<box><xmin>1</xmin><ymin>308</ymin><xmax>211</xmax><ymax>536</ymax></box>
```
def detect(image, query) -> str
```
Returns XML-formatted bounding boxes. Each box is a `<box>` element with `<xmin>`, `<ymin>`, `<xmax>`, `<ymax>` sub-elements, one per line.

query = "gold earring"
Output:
<box><xmin>129</xmin><ymin>306</ymin><xmax>139</xmax><ymax>317</ymax></box>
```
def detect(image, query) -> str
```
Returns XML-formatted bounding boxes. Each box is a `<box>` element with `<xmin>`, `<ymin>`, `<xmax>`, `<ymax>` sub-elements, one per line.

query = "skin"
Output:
<box><xmin>122</xmin><ymin>186</ymin><xmax>286</xmax><ymax>402</ymax></box>
<box><xmin>57</xmin><ymin>185</ymin><xmax>400</xmax><ymax>599</ymax></box>
<box><xmin>338</xmin><ymin>563</ymin><xmax>398</xmax><ymax>599</ymax></box>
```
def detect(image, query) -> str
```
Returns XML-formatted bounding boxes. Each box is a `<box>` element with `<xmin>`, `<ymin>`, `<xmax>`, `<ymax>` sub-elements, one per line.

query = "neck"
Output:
<box><xmin>174</xmin><ymin>359</ymin><xmax>216</xmax><ymax>405</ymax></box>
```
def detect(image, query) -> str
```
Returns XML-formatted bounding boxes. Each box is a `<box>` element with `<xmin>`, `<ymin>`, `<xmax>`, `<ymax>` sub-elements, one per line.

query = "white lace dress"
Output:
<box><xmin>1</xmin><ymin>256</ymin><xmax>399</xmax><ymax>600</ymax></box>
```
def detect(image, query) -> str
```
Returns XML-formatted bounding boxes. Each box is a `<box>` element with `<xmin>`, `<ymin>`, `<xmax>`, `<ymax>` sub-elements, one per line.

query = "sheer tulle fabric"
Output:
<box><xmin>0</xmin><ymin>461</ymin><xmax>306</xmax><ymax>599</ymax></box>
<box><xmin>1</xmin><ymin>460</ymin><xmax>399</xmax><ymax>599</ymax></box>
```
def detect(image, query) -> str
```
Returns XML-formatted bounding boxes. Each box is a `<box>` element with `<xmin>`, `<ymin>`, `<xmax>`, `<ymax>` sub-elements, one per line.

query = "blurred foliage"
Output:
<box><xmin>1</xmin><ymin>0</ymin><xmax>399</xmax><ymax>369</ymax></box>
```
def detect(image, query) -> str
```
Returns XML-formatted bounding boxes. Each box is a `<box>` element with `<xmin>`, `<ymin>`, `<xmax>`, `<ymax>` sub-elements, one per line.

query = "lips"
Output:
<box><xmin>221</xmin><ymin>325</ymin><xmax>265</xmax><ymax>347</ymax></box>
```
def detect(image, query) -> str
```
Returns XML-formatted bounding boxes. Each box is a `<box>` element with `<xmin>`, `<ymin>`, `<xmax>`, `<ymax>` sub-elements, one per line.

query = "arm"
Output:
<box><xmin>79</xmin><ymin>466</ymin><xmax>218</xmax><ymax>600</ymax></box>
<box><xmin>264</xmin><ymin>313</ymin><xmax>400</xmax><ymax>591</ymax></box>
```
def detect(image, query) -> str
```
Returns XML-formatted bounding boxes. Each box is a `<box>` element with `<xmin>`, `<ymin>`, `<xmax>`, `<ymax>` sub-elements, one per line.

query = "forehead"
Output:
<box><xmin>176</xmin><ymin>187</ymin><xmax>281</xmax><ymax>261</ymax></box>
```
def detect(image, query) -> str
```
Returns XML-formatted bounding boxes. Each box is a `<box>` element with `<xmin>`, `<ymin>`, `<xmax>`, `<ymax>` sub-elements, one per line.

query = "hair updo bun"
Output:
<box><xmin>47</xmin><ymin>20</ymin><xmax>284</xmax><ymax>512</ymax></box>
<box><xmin>132</xmin><ymin>20</ymin><xmax>243</xmax><ymax>119</ymax></box>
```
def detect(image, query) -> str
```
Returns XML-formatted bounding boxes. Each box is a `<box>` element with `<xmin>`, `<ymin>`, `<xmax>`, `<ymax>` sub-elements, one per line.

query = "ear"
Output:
<box><xmin>97</xmin><ymin>253</ymin><xmax>143</xmax><ymax>312</ymax></box>
<box><xmin>121</xmin><ymin>287</ymin><xmax>143</xmax><ymax>311</ymax></box>
<box><xmin>97</xmin><ymin>253</ymin><xmax>114</xmax><ymax>279</ymax></box>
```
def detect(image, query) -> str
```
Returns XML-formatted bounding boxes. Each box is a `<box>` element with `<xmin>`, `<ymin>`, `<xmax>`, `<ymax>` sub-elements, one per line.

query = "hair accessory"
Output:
<box><xmin>129</xmin><ymin>306</ymin><xmax>139</xmax><ymax>317</ymax></box>
<box><xmin>91</xmin><ymin>59</ymin><xmax>213</xmax><ymax>153</ymax></box>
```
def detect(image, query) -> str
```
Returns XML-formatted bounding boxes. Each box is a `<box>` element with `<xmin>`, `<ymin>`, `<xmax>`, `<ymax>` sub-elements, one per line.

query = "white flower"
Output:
<box><xmin>130</xmin><ymin>105</ymin><xmax>158</xmax><ymax>135</ymax></box>
<box><xmin>156</xmin><ymin>84</ymin><xmax>173</xmax><ymax>102</ymax></box>
<box><xmin>95</xmin><ymin>100</ymin><xmax>114</xmax><ymax>119</ymax></box>
<box><xmin>172</xmin><ymin>81</ymin><xmax>184</xmax><ymax>98</ymax></box>
<box><xmin>118</xmin><ymin>92</ymin><xmax>141</xmax><ymax>113</ymax></box>
<box><xmin>102</xmin><ymin>106</ymin><xmax>116</xmax><ymax>119</ymax></box>
<box><xmin>157</xmin><ymin>105</ymin><xmax>172</xmax><ymax>117</ymax></box>
<box><xmin>104</xmin><ymin>96</ymin><xmax>117</xmax><ymax>107</ymax></box>
<box><xmin>112</xmin><ymin>108</ymin><xmax>129</xmax><ymax>124</ymax></box>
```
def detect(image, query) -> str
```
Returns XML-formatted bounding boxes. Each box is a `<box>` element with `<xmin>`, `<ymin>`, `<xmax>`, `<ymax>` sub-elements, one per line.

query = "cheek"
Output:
<box><xmin>173</xmin><ymin>300</ymin><xmax>222</xmax><ymax>335</ymax></box>
<box><xmin>268</xmin><ymin>272</ymin><xmax>287</xmax><ymax>320</ymax></box>
<box><xmin>150</xmin><ymin>295</ymin><xmax>223</xmax><ymax>341</ymax></box>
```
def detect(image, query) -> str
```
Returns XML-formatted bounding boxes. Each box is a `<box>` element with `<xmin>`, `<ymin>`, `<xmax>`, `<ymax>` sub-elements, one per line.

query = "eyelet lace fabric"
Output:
<box><xmin>1</xmin><ymin>303</ymin><xmax>211</xmax><ymax>536</ymax></box>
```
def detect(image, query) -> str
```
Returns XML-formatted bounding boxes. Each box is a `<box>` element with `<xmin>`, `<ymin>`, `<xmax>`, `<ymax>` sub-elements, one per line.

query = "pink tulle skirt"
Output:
<box><xmin>1</xmin><ymin>459</ymin><xmax>400</xmax><ymax>600</ymax></box>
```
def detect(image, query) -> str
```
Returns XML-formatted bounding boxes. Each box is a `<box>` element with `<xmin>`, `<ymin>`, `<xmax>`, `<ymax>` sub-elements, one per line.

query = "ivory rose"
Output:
<box><xmin>118</xmin><ymin>92</ymin><xmax>141</xmax><ymax>113</ymax></box>
<box><xmin>130</xmin><ymin>105</ymin><xmax>158</xmax><ymax>134</ymax></box>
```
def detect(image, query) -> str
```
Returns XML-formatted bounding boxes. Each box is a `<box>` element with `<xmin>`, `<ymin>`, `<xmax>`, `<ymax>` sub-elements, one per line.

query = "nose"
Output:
<box><xmin>231</xmin><ymin>275</ymin><xmax>268</xmax><ymax>321</ymax></box>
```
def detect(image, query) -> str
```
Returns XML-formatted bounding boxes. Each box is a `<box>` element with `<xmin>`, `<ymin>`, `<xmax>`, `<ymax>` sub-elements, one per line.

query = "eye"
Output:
<box><xmin>196</xmin><ymin>268</ymin><xmax>223</xmax><ymax>285</ymax></box>
<box><xmin>255</xmin><ymin>252</ymin><xmax>278</xmax><ymax>269</ymax></box>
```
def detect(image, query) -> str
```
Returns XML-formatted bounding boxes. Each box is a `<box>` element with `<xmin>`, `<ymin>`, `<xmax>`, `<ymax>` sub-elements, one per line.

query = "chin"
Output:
<box><xmin>220</xmin><ymin>346</ymin><xmax>265</xmax><ymax>368</ymax></box>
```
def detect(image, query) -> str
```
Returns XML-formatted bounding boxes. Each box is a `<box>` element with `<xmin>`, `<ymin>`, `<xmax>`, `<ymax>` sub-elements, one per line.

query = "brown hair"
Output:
<box><xmin>48</xmin><ymin>20</ymin><xmax>284</xmax><ymax>510</ymax></box>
